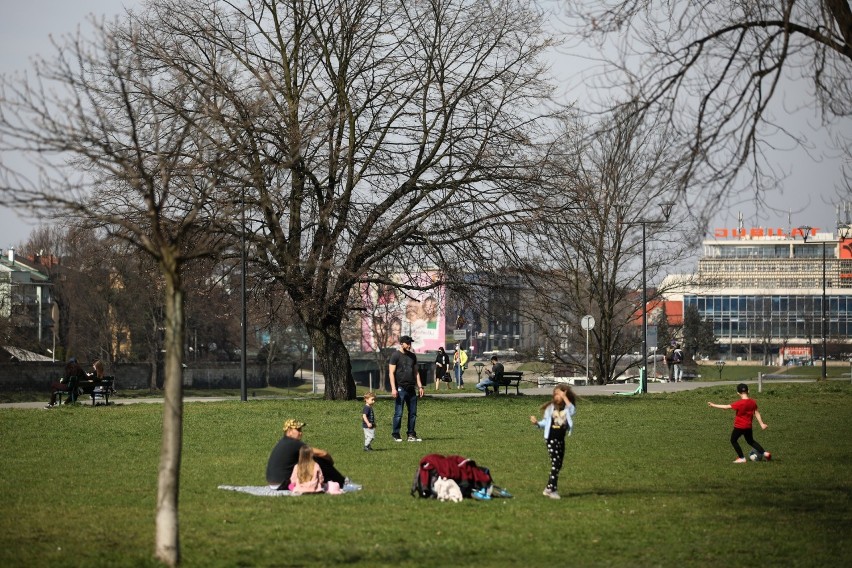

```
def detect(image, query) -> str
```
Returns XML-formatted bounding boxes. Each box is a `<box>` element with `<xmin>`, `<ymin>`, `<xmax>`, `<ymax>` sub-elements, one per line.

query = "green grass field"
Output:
<box><xmin>1</xmin><ymin>382</ymin><xmax>850</xmax><ymax>567</ymax></box>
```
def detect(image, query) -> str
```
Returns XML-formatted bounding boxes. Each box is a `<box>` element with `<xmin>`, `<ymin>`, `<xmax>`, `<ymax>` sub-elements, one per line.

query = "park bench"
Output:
<box><xmin>52</xmin><ymin>376</ymin><xmax>116</xmax><ymax>406</ymax></box>
<box><xmin>494</xmin><ymin>371</ymin><xmax>524</xmax><ymax>395</ymax></box>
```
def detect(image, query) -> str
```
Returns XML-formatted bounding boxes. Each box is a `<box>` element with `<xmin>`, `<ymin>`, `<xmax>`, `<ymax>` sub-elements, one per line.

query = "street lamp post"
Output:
<box><xmin>240</xmin><ymin>187</ymin><xmax>248</xmax><ymax>401</ymax></box>
<box><xmin>637</xmin><ymin>202</ymin><xmax>674</xmax><ymax>394</ymax></box>
<box><xmin>797</xmin><ymin>226</ymin><xmax>827</xmax><ymax>380</ymax></box>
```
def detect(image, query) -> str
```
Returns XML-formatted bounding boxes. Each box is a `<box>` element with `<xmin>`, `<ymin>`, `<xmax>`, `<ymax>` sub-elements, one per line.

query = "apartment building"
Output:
<box><xmin>661</xmin><ymin>224</ymin><xmax>852</xmax><ymax>360</ymax></box>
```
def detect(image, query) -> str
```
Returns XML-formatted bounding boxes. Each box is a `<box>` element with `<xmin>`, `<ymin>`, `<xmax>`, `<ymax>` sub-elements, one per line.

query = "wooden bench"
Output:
<box><xmin>53</xmin><ymin>376</ymin><xmax>116</xmax><ymax>406</ymax></box>
<box><xmin>495</xmin><ymin>371</ymin><xmax>524</xmax><ymax>395</ymax></box>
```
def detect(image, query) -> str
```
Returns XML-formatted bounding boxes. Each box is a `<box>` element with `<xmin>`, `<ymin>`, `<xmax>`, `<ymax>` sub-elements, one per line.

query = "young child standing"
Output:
<box><xmin>708</xmin><ymin>383</ymin><xmax>770</xmax><ymax>463</ymax></box>
<box><xmin>288</xmin><ymin>445</ymin><xmax>325</xmax><ymax>493</ymax></box>
<box><xmin>361</xmin><ymin>392</ymin><xmax>376</xmax><ymax>451</ymax></box>
<box><xmin>529</xmin><ymin>384</ymin><xmax>576</xmax><ymax>499</ymax></box>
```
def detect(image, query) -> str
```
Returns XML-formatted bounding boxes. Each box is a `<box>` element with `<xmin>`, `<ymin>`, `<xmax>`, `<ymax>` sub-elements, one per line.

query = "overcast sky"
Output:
<box><xmin>0</xmin><ymin>0</ymin><xmax>848</xmax><ymax>252</ymax></box>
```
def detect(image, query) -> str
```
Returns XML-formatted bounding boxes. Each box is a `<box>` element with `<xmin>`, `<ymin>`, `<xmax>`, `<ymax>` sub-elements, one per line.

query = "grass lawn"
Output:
<box><xmin>1</xmin><ymin>382</ymin><xmax>850</xmax><ymax>567</ymax></box>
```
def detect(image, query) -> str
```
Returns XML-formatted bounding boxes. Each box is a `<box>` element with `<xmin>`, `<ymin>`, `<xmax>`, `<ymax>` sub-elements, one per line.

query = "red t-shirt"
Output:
<box><xmin>731</xmin><ymin>398</ymin><xmax>758</xmax><ymax>429</ymax></box>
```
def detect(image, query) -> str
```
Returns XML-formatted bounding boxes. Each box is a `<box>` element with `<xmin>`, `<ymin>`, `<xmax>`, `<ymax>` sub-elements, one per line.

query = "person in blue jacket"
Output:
<box><xmin>530</xmin><ymin>384</ymin><xmax>576</xmax><ymax>500</ymax></box>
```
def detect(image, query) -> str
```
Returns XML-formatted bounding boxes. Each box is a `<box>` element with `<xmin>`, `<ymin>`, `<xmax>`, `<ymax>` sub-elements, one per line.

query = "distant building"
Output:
<box><xmin>661</xmin><ymin>225</ymin><xmax>852</xmax><ymax>361</ymax></box>
<box><xmin>0</xmin><ymin>248</ymin><xmax>53</xmax><ymax>347</ymax></box>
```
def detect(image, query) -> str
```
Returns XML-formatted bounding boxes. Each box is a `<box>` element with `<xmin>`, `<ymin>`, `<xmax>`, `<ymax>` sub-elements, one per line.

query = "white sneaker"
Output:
<box><xmin>407</xmin><ymin>435</ymin><xmax>422</xmax><ymax>442</ymax></box>
<box><xmin>543</xmin><ymin>488</ymin><xmax>561</xmax><ymax>499</ymax></box>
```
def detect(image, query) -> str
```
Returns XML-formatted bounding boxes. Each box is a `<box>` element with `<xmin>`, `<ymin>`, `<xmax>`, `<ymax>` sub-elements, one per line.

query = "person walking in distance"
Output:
<box><xmin>672</xmin><ymin>344</ymin><xmax>684</xmax><ymax>382</ymax></box>
<box><xmin>389</xmin><ymin>335</ymin><xmax>424</xmax><ymax>442</ymax></box>
<box><xmin>434</xmin><ymin>346</ymin><xmax>451</xmax><ymax>391</ymax></box>
<box><xmin>453</xmin><ymin>343</ymin><xmax>468</xmax><ymax>389</ymax></box>
<box><xmin>664</xmin><ymin>340</ymin><xmax>676</xmax><ymax>382</ymax></box>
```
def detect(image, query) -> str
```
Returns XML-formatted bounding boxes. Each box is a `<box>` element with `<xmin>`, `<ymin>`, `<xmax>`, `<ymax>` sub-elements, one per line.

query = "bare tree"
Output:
<box><xmin>0</xmin><ymin>16</ymin><xmax>233</xmax><ymax>566</ymax></box>
<box><xmin>559</xmin><ymin>0</ymin><xmax>852</xmax><ymax>230</ymax></box>
<box><xmin>123</xmin><ymin>0</ymin><xmax>564</xmax><ymax>399</ymax></box>
<box><xmin>506</xmin><ymin>109</ymin><xmax>690</xmax><ymax>383</ymax></box>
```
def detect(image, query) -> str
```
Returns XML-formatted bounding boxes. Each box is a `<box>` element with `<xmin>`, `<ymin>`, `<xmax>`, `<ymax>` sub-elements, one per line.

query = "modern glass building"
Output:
<box><xmin>662</xmin><ymin>225</ymin><xmax>852</xmax><ymax>360</ymax></box>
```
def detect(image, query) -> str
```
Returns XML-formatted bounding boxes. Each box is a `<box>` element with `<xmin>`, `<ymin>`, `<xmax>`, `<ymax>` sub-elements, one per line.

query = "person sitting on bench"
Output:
<box><xmin>476</xmin><ymin>356</ymin><xmax>505</xmax><ymax>396</ymax></box>
<box><xmin>88</xmin><ymin>359</ymin><xmax>106</xmax><ymax>380</ymax></box>
<box><xmin>45</xmin><ymin>357</ymin><xmax>86</xmax><ymax>408</ymax></box>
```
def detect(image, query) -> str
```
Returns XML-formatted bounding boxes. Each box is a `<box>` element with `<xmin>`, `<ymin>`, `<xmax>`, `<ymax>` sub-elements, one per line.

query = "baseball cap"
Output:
<box><xmin>400</xmin><ymin>335</ymin><xmax>414</xmax><ymax>344</ymax></box>
<box><xmin>282</xmin><ymin>419</ymin><xmax>306</xmax><ymax>431</ymax></box>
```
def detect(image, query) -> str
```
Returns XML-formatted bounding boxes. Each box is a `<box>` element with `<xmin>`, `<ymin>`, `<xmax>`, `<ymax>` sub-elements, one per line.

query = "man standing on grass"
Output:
<box><xmin>389</xmin><ymin>335</ymin><xmax>424</xmax><ymax>442</ymax></box>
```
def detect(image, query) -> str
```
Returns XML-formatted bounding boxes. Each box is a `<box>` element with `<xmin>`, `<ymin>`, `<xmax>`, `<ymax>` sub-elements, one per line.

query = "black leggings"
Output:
<box><xmin>546</xmin><ymin>436</ymin><xmax>565</xmax><ymax>491</ymax></box>
<box><xmin>730</xmin><ymin>428</ymin><xmax>765</xmax><ymax>458</ymax></box>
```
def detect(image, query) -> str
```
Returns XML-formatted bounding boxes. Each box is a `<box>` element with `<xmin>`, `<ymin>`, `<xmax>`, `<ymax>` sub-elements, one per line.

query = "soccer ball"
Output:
<box><xmin>748</xmin><ymin>450</ymin><xmax>762</xmax><ymax>462</ymax></box>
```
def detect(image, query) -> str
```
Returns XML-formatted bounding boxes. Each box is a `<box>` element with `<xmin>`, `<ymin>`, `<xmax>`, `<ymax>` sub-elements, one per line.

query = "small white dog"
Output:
<box><xmin>433</xmin><ymin>476</ymin><xmax>463</xmax><ymax>503</ymax></box>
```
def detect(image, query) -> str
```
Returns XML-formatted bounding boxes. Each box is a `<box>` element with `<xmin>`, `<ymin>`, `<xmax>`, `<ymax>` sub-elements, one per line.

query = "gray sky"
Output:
<box><xmin>0</xmin><ymin>1</ymin><xmax>848</xmax><ymax>252</ymax></box>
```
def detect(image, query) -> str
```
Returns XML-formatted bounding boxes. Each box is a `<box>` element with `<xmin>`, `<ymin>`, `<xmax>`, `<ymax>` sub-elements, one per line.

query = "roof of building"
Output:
<box><xmin>1</xmin><ymin>346</ymin><xmax>54</xmax><ymax>362</ymax></box>
<box><xmin>0</xmin><ymin>253</ymin><xmax>50</xmax><ymax>282</ymax></box>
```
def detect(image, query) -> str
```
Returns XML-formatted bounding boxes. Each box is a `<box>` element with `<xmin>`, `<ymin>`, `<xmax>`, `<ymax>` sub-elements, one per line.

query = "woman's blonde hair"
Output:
<box><xmin>92</xmin><ymin>359</ymin><xmax>105</xmax><ymax>378</ymax></box>
<box><xmin>540</xmin><ymin>384</ymin><xmax>577</xmax><ymax>411</ymax></box>
<box><xmin>296</xmin><ymin>445</ymin><xmax>316</xmax><ymax>483</ymax></box>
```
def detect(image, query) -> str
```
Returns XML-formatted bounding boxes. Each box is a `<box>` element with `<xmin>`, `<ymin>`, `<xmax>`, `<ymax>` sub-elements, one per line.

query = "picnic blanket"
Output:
<box><xmin>218</xmin><ymin>485</ymin><xmax>295</xmax><ymax>497</ymax></box>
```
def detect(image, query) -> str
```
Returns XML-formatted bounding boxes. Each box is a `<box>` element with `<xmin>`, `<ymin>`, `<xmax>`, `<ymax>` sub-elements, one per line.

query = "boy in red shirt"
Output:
<box><xmin>708</xmin><ymin>383</ymin><xmax>770</xmax><ymax>463</ymax></box>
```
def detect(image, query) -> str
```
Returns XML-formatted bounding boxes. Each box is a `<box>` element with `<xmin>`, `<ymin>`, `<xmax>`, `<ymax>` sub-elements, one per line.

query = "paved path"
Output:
<box><xmin>1</xmin><ymin>378</ymin><xmax>813</xmax><ymax>410</ymax></box>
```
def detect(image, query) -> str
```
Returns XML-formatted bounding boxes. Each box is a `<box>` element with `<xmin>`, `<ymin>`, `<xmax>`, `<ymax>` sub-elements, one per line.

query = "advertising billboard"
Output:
<box><xmin>360</xmin><ymin>272</ymin><xmax>446</xmax><ymax>353</ymax></box>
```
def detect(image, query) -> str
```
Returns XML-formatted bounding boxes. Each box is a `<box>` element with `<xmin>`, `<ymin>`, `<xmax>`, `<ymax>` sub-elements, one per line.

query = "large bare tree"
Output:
<box><xmin>505</xmin><ymin>109</ymin><xmax>690</xmax><ymax>383</ymax></box>
<box><xmin>0</xmin><ymin>16</ymin><xmax>233</xmax><ymax>566</ymax></box>
<box><xmin>122</xmin><ymin>0</ymin><xmax>565</xmax><ymax>399</ymax></box>
<box><xmin>559</xmin><ymin>0</ymin><xmax>852</xmax><ymax>228</ymax></box>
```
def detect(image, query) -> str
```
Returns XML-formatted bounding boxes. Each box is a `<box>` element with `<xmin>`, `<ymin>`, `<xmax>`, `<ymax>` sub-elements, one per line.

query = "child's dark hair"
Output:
<box><xmin>736</xmin><ymin>383</ymin><xmax>749</xmax><ymax>393</ymax></box>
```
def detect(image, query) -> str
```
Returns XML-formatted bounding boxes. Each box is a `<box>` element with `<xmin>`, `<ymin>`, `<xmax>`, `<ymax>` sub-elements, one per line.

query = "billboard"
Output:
<box><xmin>360</xmin><ymin>272</ymin><xmax>446</xmax><ymax>353</ymax></box>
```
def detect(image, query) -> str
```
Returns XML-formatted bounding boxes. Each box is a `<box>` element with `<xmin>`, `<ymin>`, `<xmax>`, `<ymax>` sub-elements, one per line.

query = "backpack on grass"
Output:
<box><xmin>410</xmin><ymin>453</ymin><xmax>492</xmax><ymax>499</ymax></box>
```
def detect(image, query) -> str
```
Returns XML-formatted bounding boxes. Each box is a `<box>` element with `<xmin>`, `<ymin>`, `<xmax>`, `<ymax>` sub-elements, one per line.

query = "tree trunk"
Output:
<box><xmin>308</xmin><ymin>323</ymin><xmax>356</xmax><ymax>401</ymax></box>
<box><xmin>155</xmin><ymin>272</ymin><xmax>184</xmax><ymax>566</ymax></box>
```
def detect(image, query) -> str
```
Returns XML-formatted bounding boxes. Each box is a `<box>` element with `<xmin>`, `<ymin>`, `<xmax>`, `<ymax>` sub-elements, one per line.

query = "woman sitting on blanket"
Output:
<box><xmin>289</xmin><ymin>446</ymin><xmax>324</xmax><ymax>494</ymax></box>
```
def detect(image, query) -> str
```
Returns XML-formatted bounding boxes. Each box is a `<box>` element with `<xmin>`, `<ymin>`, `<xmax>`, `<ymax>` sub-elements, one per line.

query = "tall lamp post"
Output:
<box><xmin>636</xmin><ymin>202</ymin><xmax>674</xmax><ymax>394</ymax></box>
<box><xmin>797</xmin><ymin>226</ymin><xmax>827</xmax><ymax>380</ymax></box>
<box><xmin>240</xmin><ymin>188</ymin><xmax>248</xmax><ymax>401</ymax></box>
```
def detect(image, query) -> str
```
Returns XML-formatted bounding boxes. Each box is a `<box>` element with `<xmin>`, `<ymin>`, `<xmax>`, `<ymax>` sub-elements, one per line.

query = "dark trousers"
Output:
<box><xmin>49</xmin><ymin>376</ymin><xmax>80</xmax><ymax>405</ymax></box>
<box><xmin>392</xmin><ymin>386</ymin><xmax>418</xmax><ymax>437</ymax></box>
<box><xmin>316</xmin><ymin>456</ymin><xmax>346</xmax><ymax>485</ymax></box>
<box><xmin>730</xmin><ymin>428</ymin><xmax>765</xmax><ymax>458</ymax></box>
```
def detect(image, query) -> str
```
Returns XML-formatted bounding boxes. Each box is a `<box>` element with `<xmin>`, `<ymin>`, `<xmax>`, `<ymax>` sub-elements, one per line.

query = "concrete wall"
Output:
<box><xmin>181</xmin><ymin>362</ymin><xmax>298</xmax><ymax>389</ymax></box>
<box><xmin>0</xmin><ymin>361</ymin><xmax>298</xmax><ymax>391</ymax></box>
